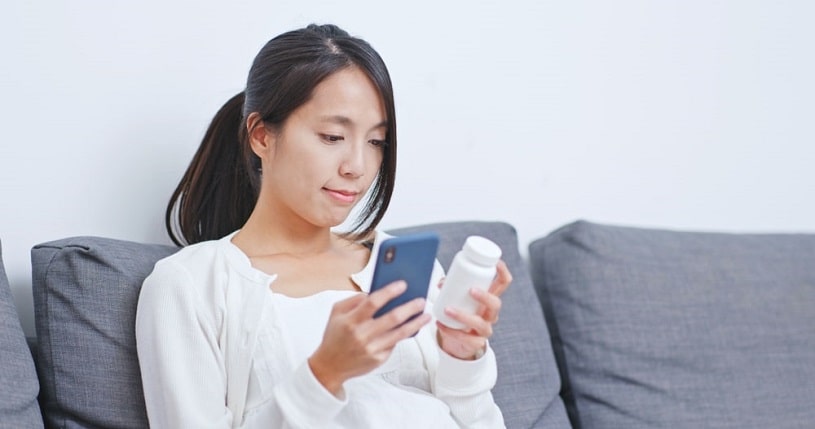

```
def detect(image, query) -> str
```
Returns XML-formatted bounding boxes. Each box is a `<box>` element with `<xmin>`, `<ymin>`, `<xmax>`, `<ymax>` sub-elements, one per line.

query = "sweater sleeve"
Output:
<box><xmin>241</xmin><ymin>360</ymin><xmax>348</xmax><ymax>427</ymax></box>
<box><xmin>433</xmin><ymin>343</ymin><xmax>505</xmax><ymax>428</ymax></box>
<box><xmin>135</xmin><ymin>260</ymin><xmax>233</xmax><ymax>428</ymax></box>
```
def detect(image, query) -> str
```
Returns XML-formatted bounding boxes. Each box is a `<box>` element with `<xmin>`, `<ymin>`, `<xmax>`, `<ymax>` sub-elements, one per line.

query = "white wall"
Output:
<box><xmin>2</xmin><ymin>1</ymin><xmax>814</xmax><ymax>337</ymax></box>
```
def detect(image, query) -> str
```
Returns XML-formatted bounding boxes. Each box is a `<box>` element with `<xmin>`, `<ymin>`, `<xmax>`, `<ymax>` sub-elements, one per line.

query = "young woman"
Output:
<box><xmin>135</xmin><ymin>24</ymin><xmax>511</xmax><ymax>428</ymax></box>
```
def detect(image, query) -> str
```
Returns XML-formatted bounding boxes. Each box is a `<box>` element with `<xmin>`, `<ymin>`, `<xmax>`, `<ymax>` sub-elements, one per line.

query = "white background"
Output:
<box><xmin>2</xmin><ymin>1</ymin><xmax>814</xmax><ymax>336</ymax></box>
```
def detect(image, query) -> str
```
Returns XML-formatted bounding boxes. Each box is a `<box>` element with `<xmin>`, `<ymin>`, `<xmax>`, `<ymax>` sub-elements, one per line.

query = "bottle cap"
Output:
<box><xmin>463</xmin><ymin>236</ymin><xmax>502</xmax><ymax>267</ymax></box>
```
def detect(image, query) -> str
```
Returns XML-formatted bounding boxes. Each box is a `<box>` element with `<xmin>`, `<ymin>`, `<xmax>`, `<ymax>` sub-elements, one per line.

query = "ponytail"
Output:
<box><xmin>165</xmin><ymin>92</ymin><xmax>259</xmax><ymax>246</ymax></box>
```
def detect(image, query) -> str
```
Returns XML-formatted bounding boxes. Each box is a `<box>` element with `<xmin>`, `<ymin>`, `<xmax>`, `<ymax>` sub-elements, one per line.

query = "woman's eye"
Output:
<box><xmin>369</xmin><ymin>139</ymin><xmax>388</xmax><ymax>147</ymax></box>
<box><xmin>321</xmin><ymin>134</ymin><xmax>344</xmax><ymax>143</ymax></box>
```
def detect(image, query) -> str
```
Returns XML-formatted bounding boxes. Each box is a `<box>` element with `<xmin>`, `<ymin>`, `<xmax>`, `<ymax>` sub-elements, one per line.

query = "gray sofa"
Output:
<box><xmin>0</xmin><ymin>240</ymin><xmax>42</xmax><ymax>428</ymax></box>
<box><xmin>1</xmin><ymin>220</ymin><xmax>814</xmax><ymax>428</ymax></box>
<box><xmin>529</xmin><ymin>221</ymin><xmax>815</xmax><ymax>428</ymax></box>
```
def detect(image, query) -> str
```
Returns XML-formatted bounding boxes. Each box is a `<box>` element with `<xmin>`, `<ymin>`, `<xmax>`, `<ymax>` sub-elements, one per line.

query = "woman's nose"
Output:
<box><xmin>339</xmin><ymin>142</ymin><xmax>365</xmax><ymax>178</ymax></box>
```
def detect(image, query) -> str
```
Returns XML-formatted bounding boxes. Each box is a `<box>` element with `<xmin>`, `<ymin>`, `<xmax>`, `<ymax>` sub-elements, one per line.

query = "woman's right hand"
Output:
<box><xmin>307</xmin><ymin>281</ymin><xmax>431</xmax><ymax>396</ymax></box>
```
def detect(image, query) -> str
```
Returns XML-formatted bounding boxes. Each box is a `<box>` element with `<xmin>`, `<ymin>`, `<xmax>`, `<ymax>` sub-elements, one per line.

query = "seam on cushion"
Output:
<box><xmin>34</xmin><ymin>243</ymin><xmax>90</xmax><ymax>251</ymax></box>
<box><xmin>528</xmin><ymin>400</ymin><xmax>548</xmax><ymax>428</ymax></box>
<box><xmin>529</xmin><ymin>410</ymin><xmax>546</xmax><ymax>429</ymax></box>
<box><xmin>39</xmin><ymin>243</ymin><xmax>90</xmax><ymax>428</ymax></box>
<box><xmin>529</xmin><ymin>393</ymin><xmax>566</xmax><ymax>429</ymax></box>
<box><xmin>39</xmin><ymin>245</ymin><xmax>63</xmax><ymax>427</ymax></box>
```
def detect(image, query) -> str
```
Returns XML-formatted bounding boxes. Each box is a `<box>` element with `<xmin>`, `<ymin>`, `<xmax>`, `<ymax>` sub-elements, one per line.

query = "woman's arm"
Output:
<box><xmin>135</xmin><ymin>260</ymin><xmax>233</xmax><ymax>428</ymax></box>
<box><xmin>432</xmin><ymin>338</ymin><xmax>505</xmax><ymax>428</ymax></box>
<box><xmin>423</xmin><ymin>260</ymin><xmax>512</xmax><ymax>428</ymax></box>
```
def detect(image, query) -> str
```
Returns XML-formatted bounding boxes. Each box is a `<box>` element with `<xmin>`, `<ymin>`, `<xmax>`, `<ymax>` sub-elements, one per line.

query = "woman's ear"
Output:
<box><xmin>246</xmin><ymin>112</ymin><xmax>276</xmax><ymax>158</ymax></box>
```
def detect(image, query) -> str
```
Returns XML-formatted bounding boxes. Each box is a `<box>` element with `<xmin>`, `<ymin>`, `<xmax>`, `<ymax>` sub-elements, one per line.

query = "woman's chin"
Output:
<box><xmin>322</xmin><ymin>212</ymin><xmax>360</xmax><ymax>232</ymax></box>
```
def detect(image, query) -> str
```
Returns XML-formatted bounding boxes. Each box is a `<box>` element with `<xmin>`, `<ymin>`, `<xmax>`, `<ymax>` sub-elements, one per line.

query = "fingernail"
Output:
<box><xmin>470</xmin><ymin>288</ymin><xmax>483</xmax><ymax>297</ymax></box>
<box><xmin>445</xmin><ymin>307</ymin><xmax>457</xmax><ymax>316</ymax></box>
<box><xmin>394</xmin><ymin>281</ymin><xmax>407</xmax><ymax>292</ymax></box>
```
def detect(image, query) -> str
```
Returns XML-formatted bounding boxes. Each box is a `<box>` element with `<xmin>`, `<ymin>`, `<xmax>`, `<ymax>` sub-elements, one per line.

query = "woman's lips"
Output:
<box><xmin>323</xmin><ymin>188</ymin><xmax>358</xmax><ymax>204</ymax></box>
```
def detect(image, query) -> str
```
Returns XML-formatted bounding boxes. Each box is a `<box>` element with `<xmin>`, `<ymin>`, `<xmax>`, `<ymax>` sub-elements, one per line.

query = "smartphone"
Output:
<box><xmin>370</xmin><ymin>232</ymin><xmax>440</xmax><ymax>321</ymax></box>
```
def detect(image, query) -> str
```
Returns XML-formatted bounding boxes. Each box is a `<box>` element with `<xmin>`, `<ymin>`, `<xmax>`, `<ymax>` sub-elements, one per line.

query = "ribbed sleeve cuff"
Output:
<box><xmin>435</xmin><ymin>343</ymin><xmax>498</xmax><ymax>396</ymax></box>
<box><xmin>273</xmin><ymin>360</ymin><xmax>348</xmax><ymax>426</ymax></box>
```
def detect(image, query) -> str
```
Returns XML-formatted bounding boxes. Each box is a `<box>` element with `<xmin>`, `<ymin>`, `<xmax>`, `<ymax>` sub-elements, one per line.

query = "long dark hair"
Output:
<box><xmin>166</xmin><ymin>24</ymin><xmax>397</xmax><ymax>246</ymax></box>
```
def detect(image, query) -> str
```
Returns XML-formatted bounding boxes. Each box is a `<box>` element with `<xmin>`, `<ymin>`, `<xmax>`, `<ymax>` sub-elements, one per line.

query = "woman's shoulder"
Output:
<box><xmin>136</xmin><ymin>239</ymin><xmax>231</xmax><ymax>338</ymax></box>
<box><xmin>156</xmin><ymin>238</ymin><xmax>225</xmax><ymax>269</ymax></box>
<box><xmin>143</xmin><ymin>237</ymin><xmax>232</xmax><ymax>294</ymax></box>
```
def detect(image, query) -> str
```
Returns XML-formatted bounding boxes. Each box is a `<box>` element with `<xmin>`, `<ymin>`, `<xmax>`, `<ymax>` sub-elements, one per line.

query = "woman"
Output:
<box><xmin>135</xmin><ymin>24</ymin><xmax>511</xmax><ymax>428</ymax></box>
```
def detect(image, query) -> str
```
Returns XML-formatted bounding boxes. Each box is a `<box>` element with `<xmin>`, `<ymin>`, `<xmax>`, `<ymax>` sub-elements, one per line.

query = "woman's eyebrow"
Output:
<box><xmin>319</xmin><ymin>115</ymin><xmax>353</xmax><ymax>125</ymax></box>
<box><xmin>319</xmin><ymin>115</ymin><xmax>388</xmax><ymax>130</ymax></box>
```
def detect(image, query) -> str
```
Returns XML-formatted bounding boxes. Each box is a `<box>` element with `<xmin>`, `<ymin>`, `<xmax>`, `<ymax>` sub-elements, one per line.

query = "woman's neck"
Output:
<box><xmin>231</xmin><ymin>205</ymin><xmax>372</xmax><ymax>296</ymax></box>
<box><xmin>233</xmin><ymin>213</ymin><xmax>338</xmax><ymax>258</ymax></box>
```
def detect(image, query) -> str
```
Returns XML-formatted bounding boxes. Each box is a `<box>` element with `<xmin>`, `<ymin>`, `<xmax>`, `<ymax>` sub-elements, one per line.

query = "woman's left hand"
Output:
<box><xmin>436</xmin><ymin>260</ymin><xmax>512</xmax><ymax>360</ymax></box>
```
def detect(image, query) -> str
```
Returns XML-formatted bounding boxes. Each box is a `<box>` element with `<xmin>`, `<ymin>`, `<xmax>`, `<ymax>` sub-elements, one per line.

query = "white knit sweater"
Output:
<box><xmin>135</xmin><ymin>231</ymin><xmax>505</xmax><ymax>428</ymax></box>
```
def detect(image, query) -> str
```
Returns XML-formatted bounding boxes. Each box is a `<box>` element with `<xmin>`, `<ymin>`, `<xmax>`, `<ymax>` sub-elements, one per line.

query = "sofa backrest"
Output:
<box><xmin>529</xmin><ymin>220</ymin><xmax>815</xmax><ymax>429</ymax></box>
<box><xmin>31</xmin><ymin>221</ymin><xmax>572</xmax><ymax>429</ymax></box>
<box><xmin>1</xmin><ymin>239</ymin><xmax>43</xmax><ymax>429</ymax></box>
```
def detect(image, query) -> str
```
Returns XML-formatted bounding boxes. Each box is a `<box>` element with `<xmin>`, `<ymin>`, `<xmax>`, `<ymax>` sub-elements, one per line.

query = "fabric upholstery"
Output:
<box><xmin>529</xmin><ymin>220</ymin><xmax>815</xmax><ymax>429</ymax></box>
<box><xmin>392</xmin><ymin>221</ymin><xmax>571</xmax><ymax>429</ymax></box>
<box><xmin>32</xmin><ymin>237</ymin><xmax>177</xmax><ymax>429</ymax></box>
<box><xmin>1</xmin><ymin>240</ymin><xmax>43</xmax><ymax>429</ymax></box>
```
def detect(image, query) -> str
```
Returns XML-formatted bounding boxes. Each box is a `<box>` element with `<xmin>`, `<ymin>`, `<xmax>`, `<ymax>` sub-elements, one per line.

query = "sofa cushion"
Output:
<box><xmin>529</xmin><ymin>220</ymin><xmax>815</xmax><ymax>429</ymax></box>
<box><xmin>1</xmin><ymin>240</ymin><xmax>44</xmax><ymax>429</ymax></box>
<box><xmin>392</xmin><ymin>221</ymin><xmax>571</xmax><ymax>429</ymax></box>
<box><xmin>32</xmin><ymin>237</ymin><xmax>177</xmax><ymax>429</ymax></box>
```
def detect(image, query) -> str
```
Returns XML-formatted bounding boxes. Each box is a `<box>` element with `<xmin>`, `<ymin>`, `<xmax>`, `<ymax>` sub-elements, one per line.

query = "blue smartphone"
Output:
<box><xmin>370</xmin><ymin>232</ymin><xmax>440</xmax><ymax>321</ymax></box>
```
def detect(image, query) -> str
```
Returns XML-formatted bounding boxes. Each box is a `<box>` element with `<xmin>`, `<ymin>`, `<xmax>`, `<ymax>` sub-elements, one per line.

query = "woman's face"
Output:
<box><xmin>252</xmin><ymin>66</ymin><xmax>387</xmax><ymax>230</ymax></box>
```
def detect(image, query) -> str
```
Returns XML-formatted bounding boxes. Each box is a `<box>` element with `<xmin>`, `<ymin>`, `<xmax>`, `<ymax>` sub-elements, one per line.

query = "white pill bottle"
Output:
<box><xmin>433</xmin><ymin>236</ymin><xmax>502</xmax><ymax>329</ymax></box>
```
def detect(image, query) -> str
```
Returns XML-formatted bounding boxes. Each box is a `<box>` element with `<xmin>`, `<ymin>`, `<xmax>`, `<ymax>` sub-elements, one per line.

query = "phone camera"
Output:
<box><xmin>384</xmin><ymin>246</ymin><xmax>396</xmax><ymax>263</ymax></box>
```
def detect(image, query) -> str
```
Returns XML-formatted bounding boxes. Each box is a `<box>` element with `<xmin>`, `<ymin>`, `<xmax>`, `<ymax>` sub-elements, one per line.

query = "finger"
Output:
<box><xmin>357</xmin><ymin>281</ymin><xmax>407</xmax><ymax>320</ymax></box>
<box><xmin>471</xmin><ymin>288</ymin><xmax>502</xmax><ymax>324</ymax></box>
<box><xmin>487</xmin><ymin>260</ymin><xmax>512</xmax><ymax>297</ymax></box>
<box><xmin>443</xmin><ymin>306</ymin><xmax>493</xmax><ymax>338</ymax></box>
<box><xmin>366</xmin><ymin>297</ymin><xmax>427</xmax><ymax>336</ymax></box>
<box><xmin>436</xmin><ymin>322</ymin><xmax>487</xmax><ymax>357</ymax></box>
<box><xmin>436</xmin><ymin>321</ymin><xmax>486</xmax><ymax>343</ymax></box>
<box><xmin>372</xmin><ymin>312</ymin><xmax>432</xmax><ymax>351</ymax></box>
